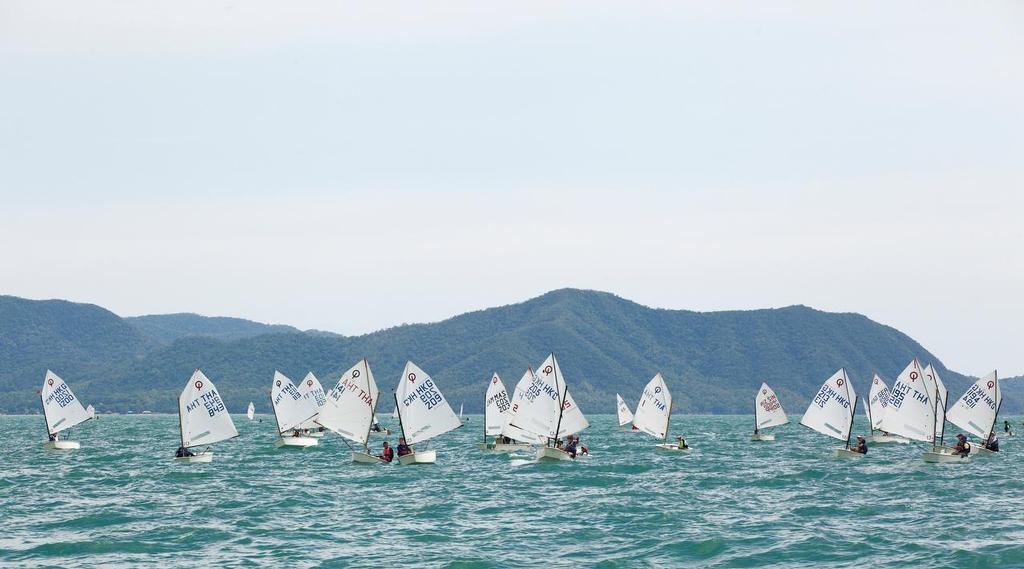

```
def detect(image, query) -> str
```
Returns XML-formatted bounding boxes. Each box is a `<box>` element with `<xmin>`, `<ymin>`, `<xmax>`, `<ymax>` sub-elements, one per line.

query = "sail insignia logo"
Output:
<box><xmin>48</xmin><ymin>378</ymin><xmax>54</xmax><ymax>386</ymax></box>
<box><xmin>195</xmin><ymin>380</ymin><xmax>203</xmax><ymax>390</ymax></box>
<box><xmin>408</xmin><ymin>373</ymin><xmax>417</xmax><ymax>383</ymax></box>
<box><xmin>543</xmin><ymin>365</ymin><xmax>553</xmax><ymax>375</ymax></box>
<box><xmin>353</xmin><ymin>370</ymin><xmax>361</xmax><ymax>378</ymax></box>
<box><xmin>276</xmin><ymin>380</ymin><xmax>282</xmax><ymax>387</ymax></box>
<box><xmin>307</xmin><ymin>380</ymin><xmax>313</xmax><ymax>387</ymax></box>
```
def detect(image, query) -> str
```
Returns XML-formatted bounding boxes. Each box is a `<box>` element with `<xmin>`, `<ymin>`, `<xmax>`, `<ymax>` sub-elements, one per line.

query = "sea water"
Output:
<box><xmin>2</xmin><ymin>414</ymin><xmax>1022</xmax><ymax>568</ymax></box>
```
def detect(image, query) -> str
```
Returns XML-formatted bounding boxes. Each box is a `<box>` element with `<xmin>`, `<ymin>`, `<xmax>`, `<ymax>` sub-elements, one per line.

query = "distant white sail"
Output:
<box><xmin>317</xmin><ymin>359</ymin><xmax>377</xmax><ymax>444</ymax></box>
<box><xmin>799</xmin><ymin>368</ymin><xmax>856</xmax><ymax>443</ymax></box>
<box><xmin>484</xmin><ymin>374</ymin><xmax>512</xmax><ymax>437</ymax></box>
<box><xmin>866</xmin><ymin>375</ymin><xmax>889</xmax><ymax>431</ymax></box>
<box><xmin>86</xmin><ymin>404</ymin><xmax>96</xmax><ymax>419</ymax></box>
<box><xmin>296</xmin><ymin>372</ymin><xmax>327</xmax><ymax>429</ymax></box>
<box><xmin>392</xmin><ymin>407</ymin><xmax>398</xmax><ymax>419</ymax></box>
<box><xmin>502</xmin><ymin>368</ymin><xmax>549</xmax><ymax>444</ymax></box>
<box><xmin>632</xmin><ymin>373</ymin><xmax>672</xmax><ymax>439</ymax></box>
<box><xmin>539</xmin><ymin>354</ymin><xmax>589</xmax><ymax>439</ymax></box>
<box><xmin>41</xmin><ymin>370</ymin><xmax>93</xmax><ymax>435</ymax></box>
<box><xmin>946</xmin><ymin>371</ymin><xmax>1000</xmax><ymax>440</ymax></box>
<box><xmin>459</xmin><ymin>403</ymin><xmax>464</xmax><ymax>420</ymax></box>
<box><xmin>270</xmin><ymin>371</ymin><xmax>317</xmax><ymax>435</ymax></box>
<box><xmin>755</xmin><ymin>382</ymin><xmax>788</xmax><ymax>429</ymax></box>
<box><xmin>616</xmin><ymin>394</ymin><xmax>634</xmax><ymax>427</ymax></box>
<box><xmin>394</xmin><ymin>361</ymin><xmax>462</xmax><ymax>445</ymax></box>
<box><xmin>246</xmin><ymin>401</ymin><xmax>255</xmax><ymax>421</ymax></box>
<box><xmin>923</xmin><ymin>364</ymin><xmax>948</xmax><ymax>440</ymax></box>
<box><xmin>878</xmin><ymin>359</ymin><xmax>934</xmax><ymax>443</ymax></box>
<box><xmin>178</xmin><ymin>369</ymin><xmax>238</xmax><ymax>447</ymax></box>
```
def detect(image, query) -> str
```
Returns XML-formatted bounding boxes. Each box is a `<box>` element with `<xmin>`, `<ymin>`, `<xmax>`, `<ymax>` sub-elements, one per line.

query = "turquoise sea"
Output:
<box><xmin>2</xmin><ymin>414</ymin><xmax>1022</xmax><ymax>568</ymax></box>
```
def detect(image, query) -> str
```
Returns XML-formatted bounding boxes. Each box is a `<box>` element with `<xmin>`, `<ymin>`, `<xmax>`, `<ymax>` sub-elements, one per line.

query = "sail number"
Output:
<box><xmin>403</xmin><ymin>378</ymin><xmax>443</xmax><ymax>410</ymax></box>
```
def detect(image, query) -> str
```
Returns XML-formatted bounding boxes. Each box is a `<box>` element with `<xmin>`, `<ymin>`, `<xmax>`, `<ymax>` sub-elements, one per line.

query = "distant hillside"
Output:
<box><xmin>126</xmin><ymin>313</ymin><xmax>300</xmax><ymax>344</ymax></box>
<box><xmin>0</xmin><ymin>290</ymin><xmax>1017</xmax><ymax>416</ymax></box>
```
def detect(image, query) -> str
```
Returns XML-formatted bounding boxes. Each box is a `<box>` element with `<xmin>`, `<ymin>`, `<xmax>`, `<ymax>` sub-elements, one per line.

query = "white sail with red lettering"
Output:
<box><xmin>317</xmin><ymin>359</ymin><xmax>378</xmax><ymax>444</ymax></box>
<box><xmin>754</xmin><ymin>382</ymin><xmax>788</xmax><ymax>429</ymax></box>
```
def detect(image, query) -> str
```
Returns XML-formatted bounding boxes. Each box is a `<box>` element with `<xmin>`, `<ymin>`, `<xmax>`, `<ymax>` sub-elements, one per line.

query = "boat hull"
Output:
<box><xmin>970</xmin><ymin>446</ymin><xmax>997</xmax><ymax>456</ymax></box>
<box><xmin>834</xmin><ymin>448</ymin><xmax>866</xmax><ymax>459</ymax></box>
<box><xmin>750</xmin><ymin>433</ymin><xmax>775</xmax><ymax>442</ymax></box>
<box><xmin>655</xmin><ymin>443</ymin><xmax>692</xmax><ymax>452</ymax></box>
<box><xmin>537</xmin><ymin>447</ymin><xmax>573</xmax><ymax>461</ymax></box>
<box><xmin>369</xmin><ymin>429</ymin><xmax>392</xmax><ymax>437</ymax></box>
<box><xmin>352</xmin><ymin>451</ymin><xmax>385</xmax><ymax>464</ymax></box>
<box><xmin>275</xmin><ymin>436</ymin><xmax>318</xmax><ymax>448</ymax></box>
<box><xmin>865</xmin><ymin>434</ymin><xmax>911</xmax><ymax>444</ymax></box>
<box><xmin>922</xmin><ymin>450</ymin><xmax>970</xmax><ymax>464</ymax></box>
<box><xmin>44</xmin><ymin>440</ymin><xmax>80</xmax><ymax>450</ymax></box>
<box><xmin>398</xmin><ymin>450</ymin><xmax>436</xmax><ymax>465</ymax></box>
<box><xmin>174</xmin><ymin>451</ymin><xmax>213</xmax><ymax>463</ymax></box>
<box><xmin>306</xmin><ymin>431</ymin><xmax>325</xmax><ymax>438</ymax></box>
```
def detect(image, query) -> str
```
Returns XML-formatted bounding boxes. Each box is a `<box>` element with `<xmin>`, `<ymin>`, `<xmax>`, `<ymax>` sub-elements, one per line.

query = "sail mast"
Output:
<box><xmin>394</xmin><ymin>392</ymin><xmax>408</xmax><ymax>443</ymax></box>
<box><xmin>362</xmin><ymin>360</ymin><xmax>375</xmax><ymax>452</ymax></box>
<box><xmin>865</xmin><ymin>397</ymin><xmax>874</xmax><ymax>436</ymax></box>
<box><xmin>551</xmin><ymin>355</ymin><xmax>565</xmax><ymax>446</ymax></box>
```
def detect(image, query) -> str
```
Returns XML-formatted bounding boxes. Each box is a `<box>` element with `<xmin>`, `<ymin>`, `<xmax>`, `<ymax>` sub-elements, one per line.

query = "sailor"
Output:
<box><xmin>396</xmin><ymin>437</ymin><xmax>412</xmax><ymax>457</ymax></box>
<box><xmin>853</xmin><ymin>435</ymin><xmax>868</xmax><ymax>454</ymax></box>
<box><xmin>175</xmin><ymin>446</ymin><xmax>195</xmax><ymax>458</ymax></box>
<box><xmin>379</xmin><ymin>441</ymin><xmax>394</xmax><ymax>463</ymax></box>
<box><xmin>676</xmin><ymin>436</ymin><xmax>689</xmax><ymax>450</ymax></box>
<box><xmin>1004</xmin><ymin>420</ymin><xmax>1013</xmax><ymax>436</ymax></box>
<box><xmin>985</xmin><ymin>431</ymin><xmax>999</xmax><ymax>452</ymax></box>
<box><xmin>371</xmin><ymin>422</ymin><xmax>384</xmax><ymax>433</ymax></box>
<box><xmin>48</xmin><ymin>433</ymin><xmax>58</xmax><ymax>442</ymax></box>
<box><xmin>952</xmin><ymin>434</ymin><xmax>971</xmax><ymax>457</ymax></box>
<box><xmin>563</xmin><ymin>435</ymin><xmax>578</xmax><ymax>459</ymax></box>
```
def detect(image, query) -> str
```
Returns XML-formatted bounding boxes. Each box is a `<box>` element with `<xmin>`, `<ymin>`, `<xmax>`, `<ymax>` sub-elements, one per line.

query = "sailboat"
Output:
<box><xmin>270</xmin><ymin>371</ymin><xmax>319</xmax><ymax>448</ymax></box>
<box><xmin>921</xmin><ymin>364</ymin><xmax>967</xmax><ymax>463</ymax></box>
<box><xmin>506</xmin><ymin>354</ymin><xmax>589</xmax><ymax>462</ymax></box>
<box><xmin>86</xmin><ymin>404</ymin><xmax>96</xmax><ymax>419</ymax></box>
<box><xmin>40</xmin><ymin>370</ymin><xmax>94</xmax><ymax>450</ymax></box>
<box><xmin>799</xmin><ymin>368</ymin><xmax>861</xmax><ymax>458</ymax></box>
<box><xmin>751</xmin><ymin>382</ymin><xmax>788</xmax><ymax>441</ymax></box>
<box><xmin>296</xmin><ymin>372</ymin><xmax>327</xmax><ymax>437</ymax></box>
<box><xmin>247</xmin><ymin>401</ymin><xmax>255</xmax><ymax>421</ymax></box>
<box><xmin>175</xmin><ymin>369</ymin><xmax>238</xmax><ymax>462</ymax></box>
<box><xmin>391</xmin><ymin>407</ymin><xmax>399</xmax><ymax>419</ymax></box>
<box><xmin>459</xmin><ymin>403</ymin><xmax>466</xmax><ymax>423</ymax></box>
<box><xmin>945</xmin><ymin>371</ymin><xmax>1000</xmax><ymax>456</ymax></box>
<box><xmin>393</xmin><ymin>361</ymin><xmax>463</xmax><ymax>465</ymax></box>
<box><xmin>631</xmin><ymin>373</ymin><xmax>682</xmax><ymax>452</ymax></box>
<box><xmin>317</xmin><ymin>359</ymin><xmax>386</xmax><ymax>463</ymax></box>
<box><xmin>500</xmin><ymin>368</ymin><xmax>549</xmax><ymax>448</ymax></box>
<box><xmin>479</xmin><ymin>373</ymin><xmax>533</xmax><ymax>452</ymax></box>
<box><xmin>863</xmin><ymin>375</ymin><xmax>909</xmax><ymax>444</ymax></box>
<box><xmin>616</xmin><ymin>394</ymin><xmax>635</xmax><ymax>430</ymax></box>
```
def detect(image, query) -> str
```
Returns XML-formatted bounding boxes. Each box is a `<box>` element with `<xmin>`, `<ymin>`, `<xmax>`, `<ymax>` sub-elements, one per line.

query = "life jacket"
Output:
<box><xmin>382</xmin><ymin>447</ymin><xmax>394</xmax><ymax>462</ymax></box>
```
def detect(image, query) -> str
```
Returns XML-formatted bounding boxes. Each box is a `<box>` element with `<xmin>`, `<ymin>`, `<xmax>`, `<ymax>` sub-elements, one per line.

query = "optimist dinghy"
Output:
<box><xmin>41</xmin><ymin>370</ymin><xmax>94</xmax><ymax>450</ymax></box>
<box><xmin>751</xmin><ymin>382</ymin><xmax>788</xmax><ymax>441</ymax></box>
<box><xmin>246</xmin><ymin>401</ymin><xmax>255</xmax><ymax>421</ymax></box>
<box><xmin>629</xmin><ymin>373</ymin><xmax>685</xmax><ymax>452</ymax></box>
<box><xmin>863</xmin><ymin>375</ymin><xmax>910</xmax><ymax>444</ymax></box>
<box><xmin>270</xmin><ymin>371</ymin><xmax>319</xmax><ymax>448</ymax></box>
<box><xmin>393</xmin><ymin>361</ymin><xmax>463</xmax><ymax>464</ymax></box>
<box><xmin>945</xmin><ymin>371</ymin><xmax>1001</xmax><ymax>457</ymax></box>
<box><xmin>616</xmin><ymin>394</ymin><xmax>635</xmax><ymax>431</ymax></box>
<box><xmin>296</xmin><ymin>372</ymin><xmax>327</xmax><ymax>437</ymax></box>
<box><xmin>479</xmin><ymin>373</ymin><xmax>532</xmax><ymax>452</ymax></box>
<box><xmin>175</xmin><ymin>369</ymin><xmax>238</xmax><ymax>462</ymax></box>
<box><xmin>504</xmin><ymin>354</ymin><xmax>589</xmax><ymax>462</ymax></box>
<box><xmin>317</xmin><ymin>359</ymin><xmax>388</xmax><ymax>463</ymax></box>
<box><xmin>799</xmin><ymin>368</ymin><xmax>862</xmax><ymax>459</ymax></box>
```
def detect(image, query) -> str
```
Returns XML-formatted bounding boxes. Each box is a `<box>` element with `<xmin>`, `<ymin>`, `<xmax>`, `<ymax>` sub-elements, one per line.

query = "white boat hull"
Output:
<box><xmin>537</xmin><ymin>447</ymin><xmax>573</xmax><ymax>461</ymax></box>
<box><xmin>44</xmin><ymin>440</ymin><xmax>80</xmax><ymax>450</ymax></box>
<box><xmin>922</xmin><ymin>450</ymin><xmax>970</xmax><ymax>464</ymax></box>
<box><xmin>865</xmin><ymin>434</ymin><xmax>911</xmax><ymax>444</ymax></box>
<box><xmin>306</xmin><ymin>431</ymin><xmax>325</xmax><ymax>438</ymax></box>
<box><xmin>275</xmin><ymin>436</ymin><xmax>318</xmax><ymax>448</ymax></box>
<box><xmin>369</xmin><ymin>429</ymin><xmax>392</xmax><ymax>436</ymax></box>
<box><xmin>174</xmin><ymin>451</ymin><xmax>213</xmax><ymax>463</ymax></box>
<box><xmin>398</xmin><ymin>450</ymin><xmax>436</xmax><ymax>465</ymax></box>
<box><xmin>656</xmin><ymin>443</ymin><xmax>692</xmax><ymax>452</ymax></box>
<box><xmin>971</xmin><ymin>445</ymin><xmax>997</xmax><ymax>456</ymax></box>
<box><xmin>834</xmin><ymin>448</ymin><xmax>866</xmax><ymax>459</ymax></box>
<box><xmin>352</xmin><ymin>451</ymin><xmax>385</xmax><ymax>464</ymax></box>
<box><xmin>750</xmin><ymin>433</ymin><xmax>775</xmax><ymax>442</ymax></box>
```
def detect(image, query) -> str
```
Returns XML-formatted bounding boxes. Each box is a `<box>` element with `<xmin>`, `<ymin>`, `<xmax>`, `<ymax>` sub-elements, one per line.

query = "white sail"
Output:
<box><xmin>878</xmin><ymin>359</ymin><xmax>934</xmax><ymax>443</ymax></box>
<box><xmin>501</xmin><ymin>368</ymin><xmax>548</xmax><ymax>444</ymax></box>
<box><xmin>484</xmin><ymin>373</ymin><xmax>512</xmax><ymax>437</ymax></box>
<box><xmin>391</xmin><ymin>407</ymin><xmax>398</xmax><ymax>419</ymax></box>
<box><xmin>538</xmin><ymin>354</ymin><xmax>589</xmax><ymax>439</ymax></box>
<box><xmin>178</xmin><ymin>369</ymin><xmax>238</xmax><ymax>447</ymax></box>
<box><xmin>616</xmin><ymin>394</ymin><xmax>634</xmax><ymax>426</ymax></box>
<box><xmin>246</xmin><ymin>401</ymin><xmax>255</xmax><ymax>421</ymax></box>
<box><xmin>270</xmin><ymin>371</ymin><xmax>317</xmax><ymax>435</ymax></box>
<box><xmin>755</xmin><ymin>382</ymin><xmax>788</xmax><ymax>429</ymax></box>
<box><xmin>41</xmin><ymin>370</ymin><xmax>93</xmax><ymax>435</ymax></box>
<box><xmin>459</xmin><ymin>403</ymin><xmax>464</xmax><ymax>420</ymax></box>
<box><xmin>946</xmin><ymin>371</ymin><xmax>1000</xmax><ymax>440</ymax></box>
<box><xmin>923</xmin><ymin>364</ymin><xmax>948</xmax><ymax>440</ymax></box>
<box><xmin>317</xmin><ymin>359</ymin><xmax>377</xmax><ymax>444</ymax></box>
<box><xmin>296</xmin><ymin>372</ymin><xmax>327</xmax><ymax>429</ymax></box>
<box><xmin>632</xmin><ymin>373</ymin><xmax>672</xmax><ymax>439</ymax></box>
<box><xmin>86</xmin><ymin>404</ymin><xmax>96</xmax><ymax>419</ymax></box>
<box><xmin>866</xmin><ymin>375</ymin><xmax>889</xmax><ymax>431</ymax></box>
<box><xmin>394</xmin><ymin>361</ymin><xmax>462</xmax><ymax>445</ymax></box>
<box><xmin>799</xmin><ymin>368</ymin><xmax>856</xmax><ymax>442</ymax></box>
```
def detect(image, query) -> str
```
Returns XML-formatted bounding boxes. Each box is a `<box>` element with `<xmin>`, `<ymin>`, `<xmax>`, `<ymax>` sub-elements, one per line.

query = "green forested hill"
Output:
<box><xmin>0</xmin><ymin>290</ymin><xmax>1016</xmax><ymax>415</ymax></box>
<box><xmin>125</xmin><ymin>313</ymin><xmax>301</xmax><ymax>344</ymax></box>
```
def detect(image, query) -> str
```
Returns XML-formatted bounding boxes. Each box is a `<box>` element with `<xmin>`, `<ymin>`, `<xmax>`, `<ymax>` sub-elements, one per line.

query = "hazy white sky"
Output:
<box><xmin>1</xmin><ymin>2</ymin><xmax>1021</xmax><ymax>375</ymax></box>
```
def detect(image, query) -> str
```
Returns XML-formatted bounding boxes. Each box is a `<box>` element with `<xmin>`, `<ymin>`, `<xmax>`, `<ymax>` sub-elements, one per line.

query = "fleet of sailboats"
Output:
<box><xmin>175</xmin><ymin>369</ymin><xmax>238</xmax><ymax>462</ymax></box>
<box><xmin>752</xmin><ymin>382</ymin><xmax>788</xmax><ymax>441</ymax></box>
<box><xmin>800</xmin><ymin>369</ymin><xmax>860</xmax><ymax>458</ymax></box>
<box><xmin>270</xmin><ymin>371</ymin><xmax>319</xmax><ymax>448</ymax></box>
<box><xmin>506</xmin><ymin>354</ymin><xmax>589</xmax><ymax>461</ymax></box>
<box><xmin>41</xmin><ymin>370</ymin><xmax>93</xmax><ymax>450</ymax></box>
<box><xmin>393</xmin><ymin>361</ymin><xmax>463</xmax><ymax>464</ymax></box>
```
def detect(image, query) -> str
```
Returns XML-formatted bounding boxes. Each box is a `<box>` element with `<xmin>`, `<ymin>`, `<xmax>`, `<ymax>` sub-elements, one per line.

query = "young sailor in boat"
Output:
<box><xmin>853</xmin><ymin>435</ymin><xmax>868</xmax><ymax>454</ymax></box>
<box><xmin>1004</xmin><ymin>421</ymin><xmax>1013</xmax><ymax>436</ymax></box>
<box><xmin>371</xmin><ymin>422</ymin><xmax>384</xmax><ymax>433</ymax></box>
<box><xmin>379</xmin><ymin>441</ymin><xmax>394</xmax><ymax>463</ymax></box>
<box><xmin>396</xmin><ymin>437</ymin><xmax>412</xmax><ymax>457</ymax></box>
<box><xmin>175</xmin><ymin>446</ymin><xmax>196</xmax><ymax>458</ymax></box>
<box><xmin>48</xmin><ymin>433</ymin><xmax>58</xmax><ymax>442</ymax></box>
<box><xmin>676</xmin><ymin>436</ymin><xmax>689</xmax><ymax>450</ymax></box>
<box><xmin>984</xmin><ymin>431</ymin><xmax>999</xmax><ymax>452</ymax></box>
<box><xmin>562</xmin><ymin>436</ymin><xmax>579</xmax><ymax>459</ymax></box>
<box><xmin>952</xmin><ymin>434</ymin><xmax>971</xmax><ymax>457</ymax></box>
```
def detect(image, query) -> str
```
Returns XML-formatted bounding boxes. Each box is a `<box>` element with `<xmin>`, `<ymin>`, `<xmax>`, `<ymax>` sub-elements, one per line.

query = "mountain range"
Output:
<box><xmin>0</xmin><ymin>290</ymin><xmax>1017</xmax><ymax>416</ymax></box>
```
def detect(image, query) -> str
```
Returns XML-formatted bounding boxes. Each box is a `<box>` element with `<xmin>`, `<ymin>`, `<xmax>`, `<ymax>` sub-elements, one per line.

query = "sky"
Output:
<box><xmin>1</xmin><ymin>2</ymin><xmax>1022</xmax><ymax>375</ymax></box>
